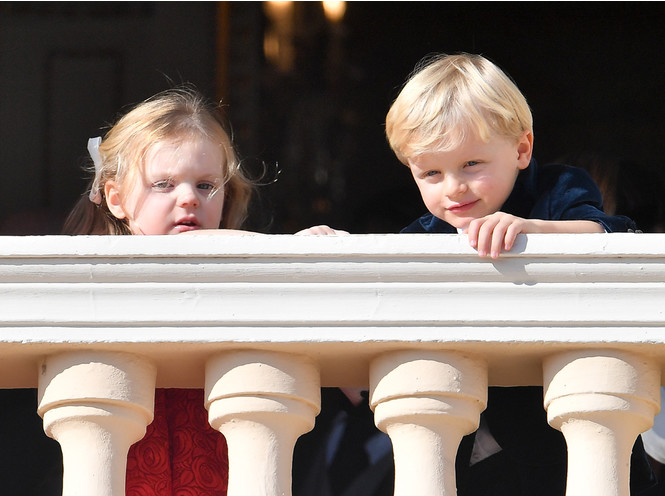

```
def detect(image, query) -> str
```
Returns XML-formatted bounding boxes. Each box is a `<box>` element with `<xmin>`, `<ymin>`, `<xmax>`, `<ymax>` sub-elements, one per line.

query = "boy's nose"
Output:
<box><xmin>176</xmin><ymin>184</ymin><xmax>199</xmax><ymax>207</ymax></box>
<box><xmin>443</xmin><ymin>174</ymin><xmax>467</xmax><ymax>198</ymax></box>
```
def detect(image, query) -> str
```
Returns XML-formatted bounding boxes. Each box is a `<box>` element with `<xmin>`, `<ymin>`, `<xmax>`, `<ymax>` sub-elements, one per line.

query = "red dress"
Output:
<box><xmin>126</xmin><ymin>389</ymin><xmax>228</xmax><ymax>495</ymax></box>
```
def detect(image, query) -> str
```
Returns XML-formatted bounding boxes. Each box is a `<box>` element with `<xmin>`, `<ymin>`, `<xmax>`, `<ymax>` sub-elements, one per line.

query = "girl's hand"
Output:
<box><xmin>466</xmin><ymin>212</ymin><xmax>528</xmax><ymax>258</ymax></box>
<box><xmin>295</xmin><ymin>225</ymin><xmax>350</xmax><ymax>235</ymax></box>
<box><xmin>179</xmin><ymin>229</ymin><xmax>260</xmax><ymax>235</ymax></box>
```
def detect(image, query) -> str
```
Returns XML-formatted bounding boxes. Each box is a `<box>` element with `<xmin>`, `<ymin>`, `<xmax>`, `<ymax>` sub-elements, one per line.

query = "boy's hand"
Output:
<box><xmin>466</xmin><ymin>212</ymin><xmax>528</xmax><ymax>258</ymax></box>
<box><xmin>295</xmin><ymin>225</ymin><xmax>350</xmax><ymax>235</ymax></box>
<box><xmin>465</xmin><ymin>215</ymin><xmax>605</xmax><ymax>258</ymax></box>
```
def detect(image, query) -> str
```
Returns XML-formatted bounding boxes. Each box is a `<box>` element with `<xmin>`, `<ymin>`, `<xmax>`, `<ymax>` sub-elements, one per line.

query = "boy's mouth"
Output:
<box><xmin>447</xmin><ymin>200</ymin><xmax>478</xmax><ymax>214</ymax></box>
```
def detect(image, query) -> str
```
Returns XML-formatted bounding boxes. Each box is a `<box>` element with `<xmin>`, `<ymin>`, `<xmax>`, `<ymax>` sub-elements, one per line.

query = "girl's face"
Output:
<box><xmin>107</xmin><ymin>137</ymin><xmax>226</xmax><ymax>235</ymax></box>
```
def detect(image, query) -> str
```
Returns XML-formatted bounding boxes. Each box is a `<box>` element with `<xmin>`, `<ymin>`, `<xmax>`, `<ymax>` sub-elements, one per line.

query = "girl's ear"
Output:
<box><xmin>516</xmin><ymin>130</ymin><xmax>534</xmax><ymax>170</ymax></box>
<box><xmin>104</xmin><ymin>181</ymin><xmax>126</xmax><ymax>219</ymax></box>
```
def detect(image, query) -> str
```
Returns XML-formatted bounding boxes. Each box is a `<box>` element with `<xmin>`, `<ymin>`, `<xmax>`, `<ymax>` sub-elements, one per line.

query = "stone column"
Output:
<box><xmin>38</xmin><ymin>351</ymin><xmax>156</xmax><ymax>496</ymax></box>
<box><xmin>544</xmin><ymin>350</ymin><xmax>661</xmax><ymax>496</ymax></box>
<box><xmin>205</xmin><ymin>351</ymin><xmax>321</xmax><ymax>496</ymax></box>
<box><xmin>370</xmin><ymin>350</ymin><xmax>488</xmax><ymax>496</ymax></box>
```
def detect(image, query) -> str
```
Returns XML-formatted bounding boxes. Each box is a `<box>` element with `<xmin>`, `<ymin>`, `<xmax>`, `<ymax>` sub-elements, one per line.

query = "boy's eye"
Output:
<box><xmin>464</xmin><ymin>161</ymin><xmax>479</xmax><ymax>167</ymax></box>
<box><xmin>424</xmin><ymin>170</ymin><xmax>440</xmax><ymax>177</ymax></box>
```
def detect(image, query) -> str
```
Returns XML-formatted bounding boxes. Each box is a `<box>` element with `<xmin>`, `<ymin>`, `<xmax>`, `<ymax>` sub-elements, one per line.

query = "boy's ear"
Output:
<box><xmin>516</xmin><ymin>130</ymin><xmax>534</xmax><ymax>170</ymax></box>
<box><xmin>104</xmin><ymin>181</ymin><xmax>126</xmax><ymax>220</ymax></box>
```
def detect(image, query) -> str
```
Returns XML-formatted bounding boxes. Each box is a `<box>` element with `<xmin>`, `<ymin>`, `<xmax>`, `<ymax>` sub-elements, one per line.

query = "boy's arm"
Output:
<box><xmin>466</xmin><ymin>213</ymin><xmax>604</xmax><ymax>259</ymax></box>
<box><xmin>466</xmin><ymin>164</ymin><xmax>636</xmax><ymax>258</ymax></box>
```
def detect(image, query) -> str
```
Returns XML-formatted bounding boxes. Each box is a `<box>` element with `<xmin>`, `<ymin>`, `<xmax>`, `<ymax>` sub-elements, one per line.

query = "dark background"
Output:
<box><xmin>1</xmin><ymin>1</ymin><xmax>664</xmax><ymax>236</ymax></box>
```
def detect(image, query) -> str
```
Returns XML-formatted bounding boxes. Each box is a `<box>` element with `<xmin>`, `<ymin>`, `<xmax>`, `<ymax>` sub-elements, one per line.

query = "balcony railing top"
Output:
<box><xmin>2</xmin><ymin>233</ymin><xmax>665</xmax><ymax>389</ymax></box>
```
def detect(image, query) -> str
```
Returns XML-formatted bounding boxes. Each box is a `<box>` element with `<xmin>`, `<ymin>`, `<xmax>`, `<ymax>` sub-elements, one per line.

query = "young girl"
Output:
<box><xmin>64</xmin><ymin>87</ymin><xmax>343</xmax><ymax>495</ymax></box>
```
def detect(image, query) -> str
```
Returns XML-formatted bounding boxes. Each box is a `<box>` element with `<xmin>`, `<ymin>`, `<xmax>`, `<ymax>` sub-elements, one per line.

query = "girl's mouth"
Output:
<box><xmin>174</xmin><ymin>218</ymin><xmax>200</xmax><ymax>232</ymax></box>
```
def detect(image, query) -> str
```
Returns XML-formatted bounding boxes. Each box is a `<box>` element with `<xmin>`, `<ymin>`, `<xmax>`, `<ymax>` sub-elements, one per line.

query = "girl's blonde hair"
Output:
<box><xmin>386</xmin><ymin>53</ymin><xmax>533</xmax><ymax>165</ymax></box>
<box><xmin>63</xmin><ymin>87</ymin><xmax>253</xmax><ymax>234</ymax></box>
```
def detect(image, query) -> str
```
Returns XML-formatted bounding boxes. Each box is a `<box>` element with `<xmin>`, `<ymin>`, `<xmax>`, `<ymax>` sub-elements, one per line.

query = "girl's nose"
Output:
<box><xmin>176</xmin><ymin>184</ymin><xmax>199</xmax><ymax>207</ymax></box>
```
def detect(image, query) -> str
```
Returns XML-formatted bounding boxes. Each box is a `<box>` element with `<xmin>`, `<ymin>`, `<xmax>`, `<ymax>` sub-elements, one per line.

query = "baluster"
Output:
<box><xmin>205</xmin><ymin>351</ymin><xmax>320</xmax><ymax>496</ymax></box>
<box><xmin>370</xmin><ymin>350</ymin><xmax>488</xmax><ymax>496</ymax></box>
<box><xmin>544</xmin><ymin>350</ymin><xmax>660</xmax><ymax>496</ymax></box>
<box><xmin>38</xmin><ymin>351</ymin><xmax>156</xmax><ymax>496</ymax></box>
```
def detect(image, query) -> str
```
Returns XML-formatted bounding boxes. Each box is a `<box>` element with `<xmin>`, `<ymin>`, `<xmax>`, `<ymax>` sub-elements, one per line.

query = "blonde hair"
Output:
<box><xmin>63</xmin><ymin>87</ymin><xmax>253</xmax><ymax>234</ymax></box>
<box><xmin>386</xmin><ymin>53</ymin><xmax>533</xmax><ymax>165</ymax></box>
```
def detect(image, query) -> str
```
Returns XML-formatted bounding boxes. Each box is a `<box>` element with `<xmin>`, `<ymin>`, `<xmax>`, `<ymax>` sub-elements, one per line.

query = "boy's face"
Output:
<box><xmin>106</xmin><ymin>137</ymin><xmax>226</xmax><ymax>235</ymax></box>
<box><xmin>408</xmin><ymin>131</ymin><xmax>532</xmax><ymax>230</ymax></box>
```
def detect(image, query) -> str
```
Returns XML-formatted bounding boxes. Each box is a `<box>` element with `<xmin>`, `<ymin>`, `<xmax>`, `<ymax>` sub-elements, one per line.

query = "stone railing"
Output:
<box><xmin>2</xmin><ymin>233</ymin><xmax>665</xmax><ymax>496</ymax></box>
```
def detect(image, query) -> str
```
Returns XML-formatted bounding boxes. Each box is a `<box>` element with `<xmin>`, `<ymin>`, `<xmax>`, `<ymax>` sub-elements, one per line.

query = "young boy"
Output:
<box><xmin>385</xmin><ymin>53</ymin><xmax>653</xmax><ymax>495</ymax></box>
<box><xmin>386</xmin><ymin>53</ymin><xmax>636</xmax><ymax>258</ymax></box>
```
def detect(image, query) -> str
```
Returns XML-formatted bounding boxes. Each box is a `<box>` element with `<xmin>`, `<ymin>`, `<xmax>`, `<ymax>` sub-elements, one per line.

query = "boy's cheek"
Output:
<box><xmin>420</xmin><ymin>194</ymin><xmax>438</xmax><ymax>213</ymax></box>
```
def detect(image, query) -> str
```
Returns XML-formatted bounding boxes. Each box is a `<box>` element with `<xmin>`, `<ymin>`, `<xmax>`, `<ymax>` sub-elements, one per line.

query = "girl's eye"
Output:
<box><xmin>465</xmin><ymin>161</ymin><xmax>479</xmax><ymax>167</ymax></box>
<box><xmin>153</xmin><ymin>179</ymin><xmax>174</xmax><ymax>190</ymax></box>
<box><xmin>197</xmin><ymin>182</ymin><xmax>215</xmax><ymax>191</ymax></box>
<box><xmin>424</xmin><ymin>170</ymin><xmax>440</xmax><ymax>178</ymax></box>
<box><xmin>198</xmin><ymin>182</ymin><xmax>221</xmax><ymax>197</ymax></box>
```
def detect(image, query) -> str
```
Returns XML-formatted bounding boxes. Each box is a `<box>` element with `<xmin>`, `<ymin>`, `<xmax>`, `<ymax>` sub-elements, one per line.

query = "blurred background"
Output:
<box><xmin>1</xmin><ymin>1</ymin><xmax>664</xmax><ymax>237</ymax></box>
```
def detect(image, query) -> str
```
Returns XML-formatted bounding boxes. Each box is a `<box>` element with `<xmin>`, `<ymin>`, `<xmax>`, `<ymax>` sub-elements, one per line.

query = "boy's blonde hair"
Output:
<box><xmin>386</xmin><ymin>53</ymin><xmax>533</xmax><ymax>165</ymax></box>
<box><xmin>63</xmin><ymin>87</ymin><xmax>253</xmax><ymax>234</ymax></box>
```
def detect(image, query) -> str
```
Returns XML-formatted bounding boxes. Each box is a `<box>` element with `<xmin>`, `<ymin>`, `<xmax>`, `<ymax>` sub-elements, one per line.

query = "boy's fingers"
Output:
<box><xmin>476</xmin><ymin>217</ymin><xmax>500</xmax><ymax>257</ymax></box>
<box><xmin>491</xmin><ymin>225</ymin><xmax>508</xmax><ymax>258</ymax></box>
<box><xmin>465</xmin><ymin>220</ymin><xmax>479</xmax><ymax>248</ymax></box>
<box><xmin>503</xmin><ymin>224</ymin><xmax>520</xmax><ymax>252</ymax></box>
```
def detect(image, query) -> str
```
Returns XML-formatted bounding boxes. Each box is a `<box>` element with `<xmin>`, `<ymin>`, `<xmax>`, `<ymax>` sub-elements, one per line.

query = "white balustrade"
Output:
<box><xmin>1</xmin><ymin>233</ymin><xmax>665</xmax><ymax>496</ymax></box>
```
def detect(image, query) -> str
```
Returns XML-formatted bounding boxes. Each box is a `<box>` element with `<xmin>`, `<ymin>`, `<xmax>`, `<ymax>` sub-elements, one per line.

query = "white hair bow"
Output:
<box><xmin>87</xmin><ymin>136</ymin><xmax>103</xmax><ymax>204</ymax></box>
